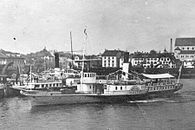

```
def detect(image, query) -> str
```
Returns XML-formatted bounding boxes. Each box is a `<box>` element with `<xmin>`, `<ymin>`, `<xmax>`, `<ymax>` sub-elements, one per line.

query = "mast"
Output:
<box><xmin>29</xmin><ymin>65</ymin><xmax>32</xmax><ymax>83</ymax></box>
<box><xmin>80</xmin><ymin>28</ymin><xmax>88</xmax><ymax>90</ymax></box>
<box><xmin>70</xmin><ymin>31</ymin><xmax>74</xmax><ymax>69</ymax></box>
<box><xmin>177</xmin><ymin>65</ymin><xmax>182</xmax><ymax>83</ymax></box>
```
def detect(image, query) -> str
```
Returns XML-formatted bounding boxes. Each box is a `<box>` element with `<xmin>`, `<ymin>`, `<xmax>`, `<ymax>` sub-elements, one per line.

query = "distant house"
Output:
<box><xmin>101</xmin><ymin>49</ymin><xmax>129</xmax><ymax>68</ymax></box>
<box><xmin>74</xmin><ymin>55</ymin><xmax>101</xmax><ymax>70</ymax></box>
<box><xmin>0</xmin><ymin>49</ymin><xmax>25</xmax><ymax>68</ymax></box>
<box><xmin>174</xmin><ymin>38</ymin><xmax>195</xmax><ymax>68</ymax></box>
<box><xmin>58</xmin><ymin>52</ymin><xmax>72</xmax><ymax>69</ymax></box>
<box><xmin>131</xmin><ymin>51</ymin><xmax>176</xmax><ymax>68</ymax></box>
<box><xmin>25</xmin><ymin>48</ymin><xmax>54</xmax><ymax>72</ymax></box>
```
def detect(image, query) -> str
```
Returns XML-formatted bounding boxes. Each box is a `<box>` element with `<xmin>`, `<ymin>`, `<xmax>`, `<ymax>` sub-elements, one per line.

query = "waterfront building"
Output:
<box><xmin>25</xmin><ymin>48</ymin><xmax>54</xmax><ymax>72</ymax></box>
<box><xmin>0</xmin><ymin>49</ymin><xmax>25</xmax><ymax>69</ymax></box>
<box><xmin>101</xmin><ymin>49</ymin><xmax>129</xmax><ymax>68</ymax></box>
<box><xmin>74</xmin><ymin>55</ymin><xmax>102</xmax><ymax>70</ymax></box>
<box><xmin>58</xmin><ymin>52</ymin><xmax>72</xmax><ymax>69</ymax></box>
<box><xmin>131</xmin><ymin>51</ymin><xmax>176</xmax><ymax>68</ymax></box>
<box><xmin>174</xmin><ymin>38</ymin><xmax>195</xmax><ymax>68</ymax></box>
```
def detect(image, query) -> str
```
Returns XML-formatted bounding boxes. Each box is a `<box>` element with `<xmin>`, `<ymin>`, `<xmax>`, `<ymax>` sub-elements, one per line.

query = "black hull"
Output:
<box><xmin>85</xmin><ymin>94</ymin><xmax>149</xmax><ymax>103</ymax></box>
<box><xmin>4</xmin><ymin>87</ymin><xmax>24</xmax><ymax>97</ymax></box>
<box><xmin>0</xmin><ymin>88</ymin><xmax>4</xmax><ymax>98</ymax></box>
<box><xmin>146</xmin><ymin>89</ymin><xmax>180</xmax><ymax>99</ymax></box>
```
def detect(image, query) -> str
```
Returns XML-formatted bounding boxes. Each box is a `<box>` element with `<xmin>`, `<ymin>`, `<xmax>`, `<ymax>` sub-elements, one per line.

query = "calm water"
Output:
<box><xmin>0</xmin><ymin>79</ymin><xmax>195</xmax><ymax>130</ymax></box>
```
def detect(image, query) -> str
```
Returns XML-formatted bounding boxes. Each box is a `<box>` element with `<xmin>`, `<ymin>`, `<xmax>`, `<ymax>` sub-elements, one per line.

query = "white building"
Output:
<box><xmin>101</xmin><ymin>50</ymin><xmax>129</xmax><ymax>68</ymax></box>
<box><xmin>131</xmin><ymin>52</ymin><xmax>176</xmax><ymax>68</ymax></box>
<box><xmin>174</xmin><ymin>38</ymin><xmax>195</xmax><ymax>68</ymax></box>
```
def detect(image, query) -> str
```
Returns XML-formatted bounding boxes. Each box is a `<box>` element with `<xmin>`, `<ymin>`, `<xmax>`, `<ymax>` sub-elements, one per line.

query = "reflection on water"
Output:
<box><xmin>0</xmin><ymin>79</ymin><xmax>195</xmax><ymax>130</ymax></box>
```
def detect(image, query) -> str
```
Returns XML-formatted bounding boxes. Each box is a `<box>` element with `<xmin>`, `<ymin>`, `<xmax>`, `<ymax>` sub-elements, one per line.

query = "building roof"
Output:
<box><xmin>0</xmin><ymin>49</ymin><xmax>24</xmax><ymax>59</ymax></box>
<box><xmin>132</xmin><ymin>53</ymin><xmax>159</xmax><ymax>58</ymax></box>
<box><xmin>132</xmin><ymin>52</ymin><xmax>176</xmax><ymax>61</ymax></box>
<box><xmin>102</xmin><ymin>50</ymin><xmax>125</xmax><ymax>57</ymax></box>
<box><xmin>26</xmin><ymin>48</ymin><xmax>53</xmax><ymax>58</ymax></box>
<box><xmin>179</xmin><ymin>50</ymin><xmax>195</xmax><ymax>54</ymax></box>
<box><xmin>0</xmin><ymin>52</ymin><xmax>6</xmax><ymax>58</ymax></box>
<box><xmin>174</xmin><ymin>47</ymin><xmax>181</xmax><ymax>51</ymax></box>
<box><xmin>175</xmin><ymin>38</ymin><xmax>195</xmax><ymax>46</ymax></box>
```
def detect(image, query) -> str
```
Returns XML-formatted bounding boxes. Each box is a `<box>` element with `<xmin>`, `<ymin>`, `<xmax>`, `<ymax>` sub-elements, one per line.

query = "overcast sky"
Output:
<box><xmin>0</xmin><ymin>0</ymin><xmax>195</xmax><ymax>54</ymax></box>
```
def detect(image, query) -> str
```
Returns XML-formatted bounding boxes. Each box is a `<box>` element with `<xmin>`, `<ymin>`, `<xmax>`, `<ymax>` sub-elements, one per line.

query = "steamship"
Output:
<box><xmin>20</xmin><ymin>62</ymin><xmax>183</xmax><ymax>106</ymax></box>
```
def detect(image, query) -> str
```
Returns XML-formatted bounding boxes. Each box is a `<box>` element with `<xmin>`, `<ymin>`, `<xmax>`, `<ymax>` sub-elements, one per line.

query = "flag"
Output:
<box><xmin>84</xmin><ymin>28</ymin><xmax>87</xmax><ymax>36</ymax></box>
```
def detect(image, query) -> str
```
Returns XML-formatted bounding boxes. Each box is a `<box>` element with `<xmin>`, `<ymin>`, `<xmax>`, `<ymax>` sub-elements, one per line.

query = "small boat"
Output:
<box><xmin>9</xmin><ymin>67</ymin><xmax>66</xmax><ymax>96</ymax></box>
<box><xmin>0</xmin><ymin>84</ymin><xmax>5</xmax><ymax>98</ymax></box>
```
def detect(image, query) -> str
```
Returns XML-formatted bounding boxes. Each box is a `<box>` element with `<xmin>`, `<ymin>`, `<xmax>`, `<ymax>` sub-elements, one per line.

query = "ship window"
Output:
<box><xmin>90</xmin><ymin>86</ymin><xmax>91</xmax><ymax>89</ymax></box>
<box><xmin>56</xmin><ymin>84</ymin><xmax>58</xmax><ymax>87</ymax></box>
<box><xmin>115</xmin><ymin>87</ymin><xmax>117</xmax><ymax>90</ymax></box>
<box><xmin>35</xmin><ymin>85</ymin><xmax>39</xmax><ymax>88</ymax></box>
<box><xmin>120</xmin><ymin>86</ymin><xmax>122</xmax><ymax>90</ymax></box>
<box><xmin>42</xmin><ymin>84</ymin><xmax>44</xmax><ymax>88</ymax></box>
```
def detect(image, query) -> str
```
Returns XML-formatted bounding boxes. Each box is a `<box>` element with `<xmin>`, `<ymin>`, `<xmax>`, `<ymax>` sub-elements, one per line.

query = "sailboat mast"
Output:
<box><xmin>70</xmin><ymin>31</ymin><xmax>74</xmax><ymax>69</ymax></box>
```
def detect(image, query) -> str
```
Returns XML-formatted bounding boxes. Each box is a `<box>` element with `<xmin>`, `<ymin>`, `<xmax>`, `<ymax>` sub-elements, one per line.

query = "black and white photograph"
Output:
<box><xmin>0</xmin><ymin>0</ymin><xmax>195</xmax><ymax>130</ymax></box>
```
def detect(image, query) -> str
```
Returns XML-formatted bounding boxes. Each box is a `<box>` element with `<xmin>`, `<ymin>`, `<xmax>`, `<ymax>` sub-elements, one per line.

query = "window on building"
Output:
<box><xmin>187</xmin><ymin>47</ymin><xmax>189</xmax><ymax>50</ymax></box>
<box><xmin>192</xmin><ymin>47</ymin><xmax>194</xmax><ymax>50</ymax></box>
<box><xmin>182</xmin><ymin>47</ymin><xmax>184</xmax><ymax>50</ymax></box>
<box><xmin>115</xmin><ymin>87</ymin><xmax>117</xmax><ymax>90</ymax></box>
<box><xmin>120</xmin><ymin>86</ymin><xmax>122</xmax><ymax>90</ymax></box>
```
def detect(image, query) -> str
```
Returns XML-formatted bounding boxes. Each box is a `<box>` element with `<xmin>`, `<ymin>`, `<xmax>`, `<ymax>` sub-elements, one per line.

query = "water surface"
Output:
<box><xmin>0</xmin><ymin>79</ymin><xmax>195</xmax><ymax>130</ymax></box>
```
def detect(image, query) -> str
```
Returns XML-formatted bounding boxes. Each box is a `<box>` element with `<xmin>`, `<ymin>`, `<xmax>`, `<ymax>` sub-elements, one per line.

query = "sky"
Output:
<box><xmin>1</xmin><ymin>0</ymin><xmax>195</xmax><ymax>55</ymax></box>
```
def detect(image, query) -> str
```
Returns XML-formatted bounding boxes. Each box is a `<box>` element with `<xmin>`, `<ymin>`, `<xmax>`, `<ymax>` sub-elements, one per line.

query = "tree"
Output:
<box><xmin>150</xmin><ymin>50</ymin><xmax>157</xmax><ymax>55</ymax></box>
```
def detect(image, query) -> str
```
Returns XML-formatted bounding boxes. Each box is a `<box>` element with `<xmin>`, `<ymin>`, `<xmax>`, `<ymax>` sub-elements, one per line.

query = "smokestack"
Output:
<box><xmin>170</xmin><ymin>38</ymin><xmax>173</xmax><ymax>53</ymax></box>
<box><xmin>124</xmin><ymin>52</ymin><xmax>129</xmax><ymax>63</ymax></box>
<box><xmin>54</xmin><ymin>52</ymin><xmax>59</xmax><ymax>68</ymax></box>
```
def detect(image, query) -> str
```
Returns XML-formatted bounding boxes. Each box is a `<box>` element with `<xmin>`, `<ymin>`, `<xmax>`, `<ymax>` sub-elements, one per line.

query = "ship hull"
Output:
<box><xmin>21</xmin><ymin>91</ymin><xmax>148</xmax><ymax>106</ymax></box>
<box><xmin>21</xmin><ymin>83</ymin><xmax>183</xmax><ymax>106</ymax></box>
